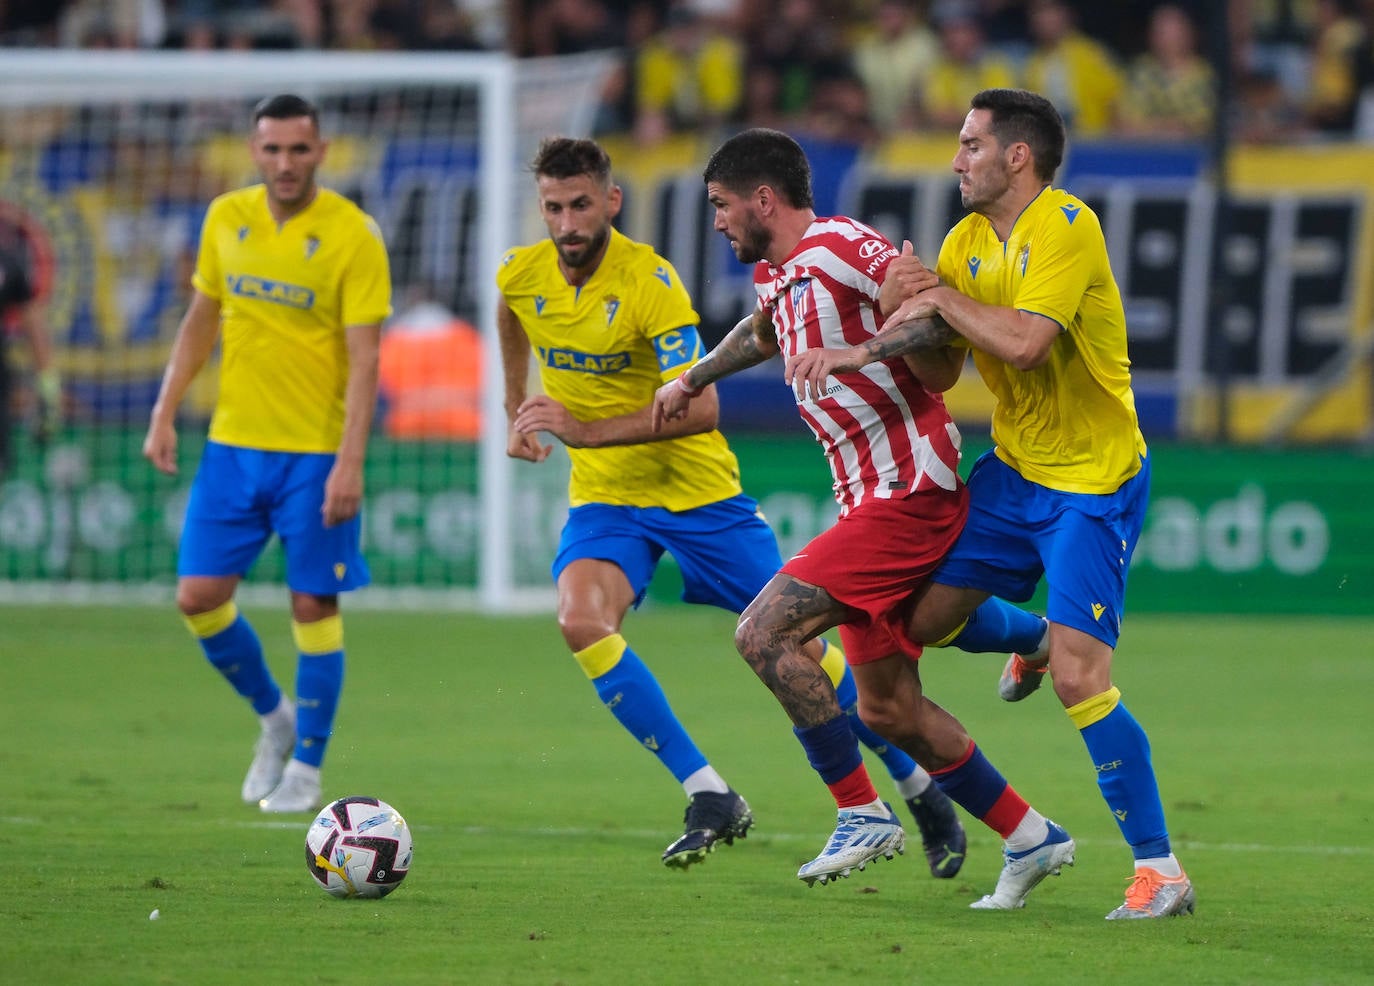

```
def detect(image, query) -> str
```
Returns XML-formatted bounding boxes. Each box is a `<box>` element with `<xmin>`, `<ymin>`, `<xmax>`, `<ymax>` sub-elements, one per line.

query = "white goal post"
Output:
<box><xmin>0</xmin><ymin>49</ymin><xmax>617</xmax><ymax>611</ymax></box>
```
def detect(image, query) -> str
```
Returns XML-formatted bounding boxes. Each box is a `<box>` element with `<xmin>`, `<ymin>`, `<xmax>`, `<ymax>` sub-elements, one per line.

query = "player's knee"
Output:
<box><xmin>290</xmin><ymin>592</ymin><xmax>338</xmax><ymax>624</ymax></box>
<box><xmin>556</xmin><ymin>611</ymin><xmax>617</xmax><ymax>653</ymax></box>
<box><xmin>175</xmin><ymin>581</ymin><xmax>233</xmax><ymax>617</ymax></box>
<box><xmin>906</xmin><ymin>609</ymin><xmax>964</xmax><ymax>648</ymax></box>
<box><xmin>732</xmin><ymin>613</ymin><xmax>784</xmax><ymax>666</ymax></box>
<box><xmin>1050</xmin><ymin>666</ymin><xmax>1112</xmax><ymax>708</ymax></box>
<box><xmin>855</xmin><ymin>693</ymin><xmax>907</xmax><ymax>744</ymax></box>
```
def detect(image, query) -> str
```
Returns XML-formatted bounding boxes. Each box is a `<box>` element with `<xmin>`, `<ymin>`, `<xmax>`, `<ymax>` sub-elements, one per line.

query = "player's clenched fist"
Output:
<box><xmin>883</xmin><ymin>240</ymin><xmax>941</xmax><ymax>303</ymax></box>
<box><xmin>651</xmin><ymin>375</ymin><xmax>697</xmax><ymax>432</ymax></box>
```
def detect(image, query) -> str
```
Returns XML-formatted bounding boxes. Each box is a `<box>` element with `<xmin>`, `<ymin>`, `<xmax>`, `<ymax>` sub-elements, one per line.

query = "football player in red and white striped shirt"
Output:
<box><xmin>653</xmin><ymin>128</ymin><xmax>1070</xmax><ymax>905</ymax></box>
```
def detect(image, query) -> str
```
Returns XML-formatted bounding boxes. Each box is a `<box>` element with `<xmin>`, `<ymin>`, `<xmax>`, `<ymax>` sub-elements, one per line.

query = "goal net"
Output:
<box><xmin>0</xmin><ymin>49</ymin><xmax>618</xmax><ymax>610</ymax></box>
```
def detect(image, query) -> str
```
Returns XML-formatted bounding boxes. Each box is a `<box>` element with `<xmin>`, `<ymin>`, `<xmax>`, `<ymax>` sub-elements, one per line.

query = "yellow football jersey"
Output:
<box><xmin>936</xmin><ymin>187</ymin><xmax>1147</xmax><ymax>494</ymax></box>
<box><xmin>497</xmin><ymin>228</ymin><xmax>742</xmax><ymax>510</ymax></box>
<box><xmin>192</xmin><ymin>185</ymin><xmax>392</xmax><ymax>453</ymax></box>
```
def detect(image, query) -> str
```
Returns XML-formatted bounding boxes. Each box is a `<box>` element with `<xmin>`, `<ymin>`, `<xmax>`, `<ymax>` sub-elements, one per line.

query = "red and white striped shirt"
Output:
<box><xmin>755</xmin><ymin>217</ymin><xmax>963</xmax><ymax>514</ymax></box>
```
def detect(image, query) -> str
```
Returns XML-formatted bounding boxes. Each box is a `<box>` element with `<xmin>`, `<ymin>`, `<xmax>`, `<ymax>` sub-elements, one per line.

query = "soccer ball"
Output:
<box><xmin>305</xmin><ymin>796</ymin><xmax>413</xmax><ymax>899</ymax></box>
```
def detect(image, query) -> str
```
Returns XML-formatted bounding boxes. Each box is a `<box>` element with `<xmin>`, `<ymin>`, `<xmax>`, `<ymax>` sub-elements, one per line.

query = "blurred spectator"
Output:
<box><xmin>791</xmin><ymin>66</ymin><xmax>878</xmax><ymax>216</ymax></box>
<box><xmin>973</xmin><ymin>0</ymin><xmax>1029</xmax><ymax>50</ymax></box>
<box><xmin>1303</xmin><ymin>0</ymin><xmax>1364</xmax><ymax>133</ymax></box>
<box><xmin>455</xmin><ymin>0</ymin><xmax>507</xmax><ymax>49</ymax></box>
<box><xmin>0</xmin><ymin>0</ymin><xmax>69</xmax><ymax>45</ymax></box>
<box><xmin>60</xmin><ymin>0</ymin><xmax>166</xmax><ymax>47</ymax></box>
<box><xmin>1071</xmin><ymin>0</ymin><xmax>1158</xmax><ymax>62</ymax></box>
<box><xmin>914</xmin><ymin>0</ymin><xmax>1016</xmax><ymax>130</ymax></box>
<box><xmin>521</xmin><ymin>0</ymin><xmax>623</xmax><ymax>57</ymax></box>
<box><xmin>1232</xmin><ymin>0</ymin><xmax>1318</xmax><ymax>106</ymax></box>
<box><xmin>745</xmin><ymin>0</ymin><xmax>849</xmax><ymax>121</ymax></box>
<box><xmin>177</xmin><ymin>0</ymin><xmax>318</xmax><ymax>49</ymax></box>
<box><xmin>1234</xmin><ymin>66</ymin><xmax>1306</xmax><ymax>144</ymax></box>
<box><xmin>1116</xmin><ymin>3</ymin><xmax>1216</xmax><ymax>140</ymax></box>
<box><xmin>1022</xmin><ymin>0</ymin><xmax>1123</xmax><ymax>136</ymax></box>
<box><xmin>849</xmin><ymin>0</ymin><xmax>938</xmax><ymax>131</ymax></box>
<box><xmin>633</xmin><ymin>3</ymin><xmax>743</xmax><ymax>144</ymax></box>
<box><xmin>514</xmin><ymin>0</ymin><xmax>632</xmax><ymax>133</ymax></box>
<box><xmin>800</xmin><ymin>66</ymin><xmax>878</xmax><ymax>147</ymax></box>
<box><xmin>741</xmin><ymin>58</ymin><xmax>788</xmax><ymax>130</ymax></box>
<box><xmin>365</xmin><ymin>0</ymin><xmax>490</xmax><ymax>50</ymax></box>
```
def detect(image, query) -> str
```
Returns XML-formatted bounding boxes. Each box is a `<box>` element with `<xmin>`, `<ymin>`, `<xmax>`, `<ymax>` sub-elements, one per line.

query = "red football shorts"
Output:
<box><xmin>781</xmin><ymin>485</ymin><xmax>968</xmax><ymax>664</ymax></box>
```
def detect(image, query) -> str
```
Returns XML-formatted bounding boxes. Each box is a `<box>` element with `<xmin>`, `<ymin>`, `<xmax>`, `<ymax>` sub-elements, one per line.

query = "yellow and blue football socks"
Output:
<box><xmin>1068</xmin><ymin>687</ymin><xmax>1171</xmax><ymax>859</ymax></box>
<box><xmin>183</xmin><ymin>601</ymin><xmax>281</xmax><ymax>715</ymax></box>
<box><xmin>574</xmin><ymin>633</ymin><xmax>710</xmax><ymax>785</ymax></box>
<box><xmin>293</xmin><ymin>616</ymin><xmax>345</xmax><ymax>769</ymax></box>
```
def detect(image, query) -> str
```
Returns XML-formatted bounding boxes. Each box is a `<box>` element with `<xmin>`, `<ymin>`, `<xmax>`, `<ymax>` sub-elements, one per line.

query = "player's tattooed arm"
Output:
<box><xmin>858</xmin><ymin>312</ymin><xmax>958</xmax><ymax>361</ymax></box>
<box><xmin>682</xmin><ymin>309</ymin><xmax>778</xmax><ymax>390</ymax></box>
<box><xmin>653</xmin><ymin>310</ymin><xmax>778</xmax><ymax>430</ymax></box>
<box><xmin>784</xmin><ymin>310</ymin><xmax>957</xmax><ymax>401</ymax></box>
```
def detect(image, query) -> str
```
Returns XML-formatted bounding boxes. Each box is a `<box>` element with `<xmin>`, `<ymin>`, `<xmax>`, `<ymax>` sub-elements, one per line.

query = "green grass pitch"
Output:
<box><xmin>4</xmin><ymin>604</ymin><xmax>1372</xmax><ymax>985</ymax></box>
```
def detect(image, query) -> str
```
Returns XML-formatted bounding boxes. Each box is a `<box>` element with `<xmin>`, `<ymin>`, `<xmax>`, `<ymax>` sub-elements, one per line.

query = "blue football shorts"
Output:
<box><xmin>551</xmin><ymin>494</ymin><xmax>784</xmax><ymax>612</ymax></box>
<box><xmin>933</xmin><ymin>449</ymin><xmax>1151</xmax><ymax>647</ymax></box>
<box><xmin>178</xmin><ymin>441</ymin><xmax>370</xmax><ymax>595</ymax></box>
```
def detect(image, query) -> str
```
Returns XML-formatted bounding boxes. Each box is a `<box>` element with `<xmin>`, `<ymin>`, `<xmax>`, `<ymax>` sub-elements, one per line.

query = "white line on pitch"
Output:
<box><xmin>224</xmin><ymin>819</ymin><xmax>1374</xmax><ymax>856</ymax></box>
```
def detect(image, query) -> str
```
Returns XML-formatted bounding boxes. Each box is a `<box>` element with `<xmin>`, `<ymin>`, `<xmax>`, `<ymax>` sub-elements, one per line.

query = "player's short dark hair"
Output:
<box><xmin>970</xmin><ymin>88</ymin><xmax>1066</xmax><ymax>182</ymax></box>
<box><xmin>702</xmin><ymin>128</ymin><xmax>814</xmax><ymax>210</ymax></box>
<box><xmin>530</xmin><ymin>137</ymin><xmax>612</xmax><ymax>187</ymax></box>
<box><xmin>252</xmin><ymin>93</ymin><xmax>320</xmax><ymax>130</ymax></box>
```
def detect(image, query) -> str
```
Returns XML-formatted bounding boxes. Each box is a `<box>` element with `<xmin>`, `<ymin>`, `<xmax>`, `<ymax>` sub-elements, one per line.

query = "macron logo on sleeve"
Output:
<box><xmin>967</xmin><ymin>257</ymin><xmax>981</xmax><ymax>279</ymax></box>
<box><xmin>1061</xmin><ymin>204</ymin><xmax>1081</xmax><ymax>224</ymax></box>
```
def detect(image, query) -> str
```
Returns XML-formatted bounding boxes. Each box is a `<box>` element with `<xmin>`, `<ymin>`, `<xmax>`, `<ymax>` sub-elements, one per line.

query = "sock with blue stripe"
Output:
<box><xmin>183</xmin><ymin>602</ymin><xmax>280</xmax><ymax>715</ymax></box>
<box><xmin>575</xmin><ymin>634</ymin><xmax>712</xmax><ymax>785</ymax></box>
<box><xmin>293</xmin><ymin>616</ymin><xmax>345</xmax><ymax>769</ymax></box>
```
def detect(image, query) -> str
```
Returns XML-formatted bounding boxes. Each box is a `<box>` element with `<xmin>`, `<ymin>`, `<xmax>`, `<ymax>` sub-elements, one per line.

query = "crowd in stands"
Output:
<box><xmin>4</xmin><ymin>0</ymin><xmax>1374</xmax><ymax>145</ymax></box>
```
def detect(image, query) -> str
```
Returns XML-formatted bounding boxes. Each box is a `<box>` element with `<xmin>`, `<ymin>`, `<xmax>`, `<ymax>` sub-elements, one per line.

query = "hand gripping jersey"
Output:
<box><xmin>755</xmin><ymin>216</ymin><xmax>963</xmax><ymax>514</ymax></box>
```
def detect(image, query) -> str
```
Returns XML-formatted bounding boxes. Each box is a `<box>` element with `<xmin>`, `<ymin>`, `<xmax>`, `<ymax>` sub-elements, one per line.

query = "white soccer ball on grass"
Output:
<box><xmin>305</xmin><ymin>796</ymin><xmax>413</xmax><ymax>899</ymax></box>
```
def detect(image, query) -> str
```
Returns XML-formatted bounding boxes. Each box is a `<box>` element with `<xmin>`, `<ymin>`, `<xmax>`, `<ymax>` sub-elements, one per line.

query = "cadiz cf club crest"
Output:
<box><xmin>603</xmin><ymin>294</ymin><xmax>620</xmax><ymax>327</ymax></box>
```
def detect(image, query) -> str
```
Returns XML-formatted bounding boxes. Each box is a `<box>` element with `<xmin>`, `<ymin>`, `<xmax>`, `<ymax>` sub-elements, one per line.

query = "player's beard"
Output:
<box><xmin>268</xmin><ymin>173</ymin><xmax>315</xmax><ymax>214</ymax></box>
<box><xmin>959</xmin><ymin>160</ymin><xmax>1012</xmax><ymax>214</ymax></box>
<box><xmin>555</xmin><ymin>224</ymin><xmax>611</xmax><ymax>273</ymax></box>
<box><xmin>727</xmin><ymin>213</ymin><xmax>772</xmax><ymax>264</ymax></box>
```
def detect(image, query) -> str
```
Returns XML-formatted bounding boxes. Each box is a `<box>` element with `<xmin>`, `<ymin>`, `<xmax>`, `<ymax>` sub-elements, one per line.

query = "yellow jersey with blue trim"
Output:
<box><xmin>497</xmin><ymin>228</ymin><xmax>742</xmax><ymax>510</ymax></box>
<box><xmin>936</xmin><ymin>187</ymin><xmax>1146</xmax><ymax>494</ymax></box>
<box><xmin>192</xmin><ymin>185</ymin><xmax>392</xmax><ymax>453</ymax></box>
